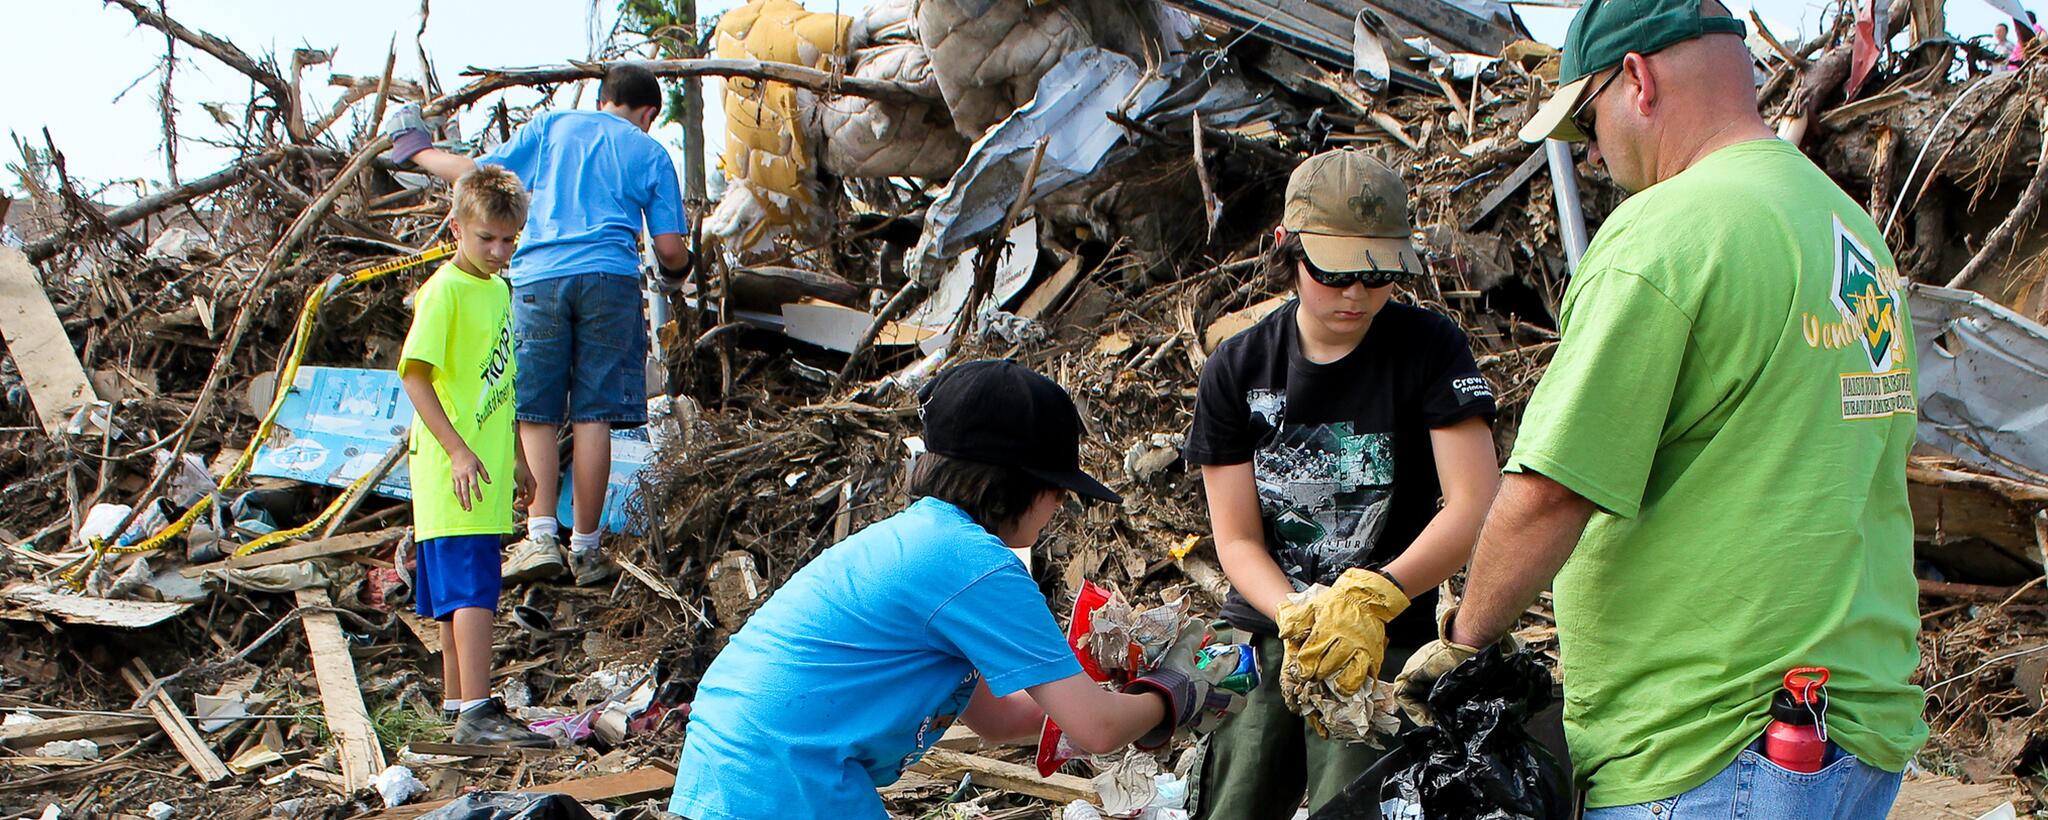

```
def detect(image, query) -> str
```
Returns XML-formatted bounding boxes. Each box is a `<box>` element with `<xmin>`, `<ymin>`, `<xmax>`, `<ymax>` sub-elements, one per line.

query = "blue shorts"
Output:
<box><xmin>512</xmin><ymin>273</ymin><xmax>648</xmax><ymax>427</ymax></box>
<box><xmin>413</xmin><ymin>534</ymin><xmax>504</xmax><ymax>620</ymax></box>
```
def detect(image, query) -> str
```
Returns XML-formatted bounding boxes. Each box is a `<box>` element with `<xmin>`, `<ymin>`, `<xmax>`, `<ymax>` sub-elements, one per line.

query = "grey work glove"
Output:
<box><xmin>380</xmin><ymin>103</ymin><xmax>433</xmax><ymax>165</ymax></box>
<box><xmin>1120</xmin><ymin>622</ymin><xmax>1258</xmax><ymax>750</ymax></box>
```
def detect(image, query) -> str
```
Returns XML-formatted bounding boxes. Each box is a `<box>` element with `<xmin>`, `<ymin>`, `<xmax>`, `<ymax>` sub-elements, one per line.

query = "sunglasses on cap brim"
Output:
<box><xmin>1300</xmin><ymin>254</ymin><xmax>1408</xmax><ymax>289</ymax></box>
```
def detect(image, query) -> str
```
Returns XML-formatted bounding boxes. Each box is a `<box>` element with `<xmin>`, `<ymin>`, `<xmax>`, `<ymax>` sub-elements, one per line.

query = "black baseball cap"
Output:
<box><xmin>917</xmin><ymin>359</ymin><xmax>1123</xmax><ymax>504</ymax></box>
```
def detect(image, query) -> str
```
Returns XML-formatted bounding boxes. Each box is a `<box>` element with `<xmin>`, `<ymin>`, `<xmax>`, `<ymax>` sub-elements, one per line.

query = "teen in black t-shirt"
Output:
<box><xmin>1183</xmin><ymin>149</ymin><xmax>1500</xmax><ymax>818</ymax></box>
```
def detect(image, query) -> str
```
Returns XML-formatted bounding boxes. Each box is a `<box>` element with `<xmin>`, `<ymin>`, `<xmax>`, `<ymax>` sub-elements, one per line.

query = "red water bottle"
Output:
<box><xmin>1763</xmin><ymin>667</ymin><xmax>1830</xmax><ymax>773</ymax></box>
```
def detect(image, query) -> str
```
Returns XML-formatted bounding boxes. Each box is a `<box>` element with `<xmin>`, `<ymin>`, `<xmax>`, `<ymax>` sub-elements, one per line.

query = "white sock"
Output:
<box><xmin>459</xmin><ymin>698</ymin><xmax>491</xmax><ymax>713</ymax></box>
<box><xmin>569</xmin><ymin>530</ymin><xmax>601</xmax><ymax>555</ymax></box>
<box><xmin>441</xmin><ymin>699</ymin><xmax>461</xmax><ymax>712</ymax></box>
<box><xmin>527</xmin><ymin>516</ymin><xmax>559</xmax><ymax>540</ymax></box>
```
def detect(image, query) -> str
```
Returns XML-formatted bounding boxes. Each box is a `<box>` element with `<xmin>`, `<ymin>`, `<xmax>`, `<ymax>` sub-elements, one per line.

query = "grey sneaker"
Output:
<box><xmin>568</xmin><ymin>549</ymin><xmax>616</xmax><ymax>586</ymax></box>
<box><xmin>502</xmin><ymin>533</ymin><xmax>566</xmax><ymax>584</ymax></box>
<box><xmin>451</xmin><ymin>698</ymin><xmax>554</xmax><ymax>748</ymax></box>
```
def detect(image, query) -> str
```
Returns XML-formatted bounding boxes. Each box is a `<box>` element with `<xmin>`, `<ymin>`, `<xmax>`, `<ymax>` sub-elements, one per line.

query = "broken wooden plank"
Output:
<box><xmin>0</xmin><ymin>246</ymin><xmax>99</xmax><ymax>434</ymax></box>
<box><xmin>295</xmin><ymin>586</ymin><xmax>388</xmax><ymax>792</ymax></box>
<box><xmin>362</xmin><ymin>766</ymin><xmax>677</xmax><ymax>820</ymax></box>
<box><xmin>1203</xmin><ymin>296</ymin><xmax>1289</xmax><ymax>353</ymax></box>
<box><xmin>1918</xmin><ymin>579</ymin><xmax>2048</xmax><ymax>605</ymax></box>
<box><xmin>1</xmin><ymin>583</ymin><xmax>195</xmax><ymax>628</ymax></box>
<box><xmin>0</xmin><ymin>713</ymin><xmax>158</xmax><ymax>749</ymax></box>
<box><xmin>404</xmin><ymin>741</ymin><xmax>567</xmax><ymax>758</ymax></box>
<box><xmin>910</xmin><ymin>747</ymin><xmax>1094</xmax><ymax>804</ymax></box>
<box><xmin>394</xmin><ymin>610</ymin><xmax>444</xmax><ymax>654</ymax></box>
<box><xmin>121</xmin><ymin>660</ymin><xmax>231</xmax><ymax>783</ymax></box>
<box><xmin>1465</xmin><ymin>149</ymin><xmax>1549</xmax><ymax>231</ymax></box>
<box><xmin>181</xmin><ymin>527</ymin><xmax>402</xmax><ymax>577</ymax></box>
<box><xmin>1017</xmin><ymin>256</ymin><xmax>1085</xmax><ymax>321</ymax></box>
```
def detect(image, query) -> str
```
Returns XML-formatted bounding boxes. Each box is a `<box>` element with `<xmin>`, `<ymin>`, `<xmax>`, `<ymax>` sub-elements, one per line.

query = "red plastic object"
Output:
<box><xmin>1037</xmin><ymin>581</ymin><xmax>1115</xmax><ymax>776</ymax></box>
<box><xmin>1763</xmin><ymin>667</ymin><xmax>1830</xmax><ymax>773</ymax></box>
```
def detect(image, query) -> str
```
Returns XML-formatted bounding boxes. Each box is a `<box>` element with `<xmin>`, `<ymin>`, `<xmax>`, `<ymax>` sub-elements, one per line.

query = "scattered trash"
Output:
<box><xmin>373</xmin><ymin>764</ymin><xmax>429</xmax><ymax>808</ymax></box>
<box><xmin>35</xmin><ymin>739</ymin><xmax>100</xmax><ymax>760</ymax></box>
<box><xmin>146</xmin><ymin>801</ymin><xmax>178</xmax><ymax>820</ymax></box>
<box><xmin>1313</xmin><ymin>648</ymin><xmax>1570</xmax><ymax>820</ymax></box>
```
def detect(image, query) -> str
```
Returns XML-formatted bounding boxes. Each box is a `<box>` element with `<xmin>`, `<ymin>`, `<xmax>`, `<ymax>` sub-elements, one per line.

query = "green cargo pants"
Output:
<box><xmin>1193</xmin><ymin>633</ymin><xmax>1413</xmax><ymax>820</ymax></box>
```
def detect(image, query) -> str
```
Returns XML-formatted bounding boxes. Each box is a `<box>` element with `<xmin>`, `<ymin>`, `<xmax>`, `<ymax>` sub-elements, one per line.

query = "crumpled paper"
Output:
<box><xmin>1281</xmin><ymin>585</ymin><xmax>1403</xmax><ymax>746</ymax></box>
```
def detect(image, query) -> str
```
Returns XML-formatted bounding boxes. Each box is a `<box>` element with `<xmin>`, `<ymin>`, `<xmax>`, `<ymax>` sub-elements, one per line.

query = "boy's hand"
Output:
<box><xmin>451</xmin><ymin>447</ymin><xmax>491</xmax><ymax>511</ymax></box>
<box><xmin>515</xmin><ymin>460</ymin><xmax>535</xmax><ymax>506</ymax></box>
<box><xmin>381</xmin><ymin>103</ymin><xmax>433</xmax><ymax>165</ymax></box>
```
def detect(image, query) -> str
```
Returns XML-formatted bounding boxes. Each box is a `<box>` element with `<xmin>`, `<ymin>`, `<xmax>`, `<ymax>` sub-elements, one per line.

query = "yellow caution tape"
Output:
<box><xmin>64</xmin><ymin>243</ymin><xmax>455</xmax><ymax>588</ymax></box>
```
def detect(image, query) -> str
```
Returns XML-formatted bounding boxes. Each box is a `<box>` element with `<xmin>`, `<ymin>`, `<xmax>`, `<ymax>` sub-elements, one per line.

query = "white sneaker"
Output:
<box><xmin>501</xmin><ymin>533</ymin><xmax>566</xmax><ymax>583</ymax></box>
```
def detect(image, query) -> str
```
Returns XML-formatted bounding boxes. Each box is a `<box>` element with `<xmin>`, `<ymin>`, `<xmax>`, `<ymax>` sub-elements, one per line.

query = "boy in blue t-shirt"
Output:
<box><xmin>384</xmin><ymin>64</ymin><xmax>689</xmax><ymax>588</ymax></box>
<box><xmin>667</xmin><ymin>360</ymin><xmax>1243</xmax><ymax>820</ymax></box>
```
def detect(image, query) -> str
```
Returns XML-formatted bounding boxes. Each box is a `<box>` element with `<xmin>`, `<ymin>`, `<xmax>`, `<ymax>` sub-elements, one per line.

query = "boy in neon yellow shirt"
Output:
<box><xmin>398</xmin><ymin>167</ymin><xmax>551</xmax><ymax>746</ymax></box>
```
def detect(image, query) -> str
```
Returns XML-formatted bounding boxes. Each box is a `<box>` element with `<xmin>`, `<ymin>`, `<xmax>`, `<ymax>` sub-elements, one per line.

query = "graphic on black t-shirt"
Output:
<box><xmin>1252</xmin><ymin>413</ymin><xmax>1396</xmax><ymax>586</ymax></box>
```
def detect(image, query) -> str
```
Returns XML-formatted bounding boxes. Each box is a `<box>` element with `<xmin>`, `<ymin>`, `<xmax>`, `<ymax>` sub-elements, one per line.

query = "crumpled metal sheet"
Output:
<box><xmin>1910</xmin><ymin>284</ymin><xmax>2048</xmax><ymax>480</ymax></box>
<box><xmin>906</xmin><ymin>48</ymin><xmax>1289</xmax><ymax>284</ymax></box>
<box><xmin>907</xmin><ymin>47</ymin><xmax>1168</xmax><ymax>283</ymax></box>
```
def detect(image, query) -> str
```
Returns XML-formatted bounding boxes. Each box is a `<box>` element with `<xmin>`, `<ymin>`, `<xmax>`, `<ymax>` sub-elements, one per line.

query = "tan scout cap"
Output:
<box><xmin>1281</xmin><ymin>150</ymin><xmax>1424</xmax><ymax>276</ymax></box>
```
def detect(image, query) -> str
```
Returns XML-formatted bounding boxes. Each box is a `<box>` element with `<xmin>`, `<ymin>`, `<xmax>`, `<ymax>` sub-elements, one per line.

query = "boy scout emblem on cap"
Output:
<box><xmin>1829</xmin><ymin>215</ymin><xmax>1900</xmax><ymax>373</ymax></box>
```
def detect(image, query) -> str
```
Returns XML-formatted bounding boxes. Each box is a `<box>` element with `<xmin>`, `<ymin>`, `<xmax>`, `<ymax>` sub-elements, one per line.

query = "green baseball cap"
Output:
<box><xmin>1518</xmin><ymin>0</ymin><xmax>1748</xmax><ymax>143</ymax></box>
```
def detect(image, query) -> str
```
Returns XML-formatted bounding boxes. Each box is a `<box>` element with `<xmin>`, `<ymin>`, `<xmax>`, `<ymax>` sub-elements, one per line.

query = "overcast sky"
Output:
<box><xmin>0</xmin><ymin>0</ymin><xmax>2024</xmax><ymax>202</ymax></box>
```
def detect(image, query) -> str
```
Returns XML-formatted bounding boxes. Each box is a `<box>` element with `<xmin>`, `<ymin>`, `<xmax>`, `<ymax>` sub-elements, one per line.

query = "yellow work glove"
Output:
<box><xmin>1391</xmin><ymin>606</ymin><xmax>1521</xmax><ymax>725</ymax></box>
<box><xmin>1277</xmin><ymin>567</ymin><xmax>1410</xmax><ymax>713</ymax></box>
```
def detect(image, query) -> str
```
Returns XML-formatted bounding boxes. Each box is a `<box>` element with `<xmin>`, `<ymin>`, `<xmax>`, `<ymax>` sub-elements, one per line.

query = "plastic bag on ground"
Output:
<box><xmin>1310</xmin><ymin>647</ymin><xmax>1570</xmax><ymax>820</ymax></box>
<box><xmin>415</xmin><ymin>792</ymin><xmax>597</xmax><ymax>820</ymax></box>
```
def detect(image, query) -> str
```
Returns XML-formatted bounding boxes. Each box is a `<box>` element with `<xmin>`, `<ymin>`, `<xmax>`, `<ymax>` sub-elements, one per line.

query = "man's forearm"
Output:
<box><xmin>1448</xmin><ymin>472</ymin><xmax>1595</xmax><ymax>647</ymax></box>
<box><xmin>410</xmin><ymin>148</ymin><xmax>478</xmax><ymax>184</ymax></box>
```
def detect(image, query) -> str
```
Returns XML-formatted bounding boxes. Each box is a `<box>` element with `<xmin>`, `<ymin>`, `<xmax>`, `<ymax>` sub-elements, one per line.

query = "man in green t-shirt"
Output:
<box><xmin>1391</xmin><ymin>0</ymin><xmax>1926</xmax><ymax>815</ymax></box>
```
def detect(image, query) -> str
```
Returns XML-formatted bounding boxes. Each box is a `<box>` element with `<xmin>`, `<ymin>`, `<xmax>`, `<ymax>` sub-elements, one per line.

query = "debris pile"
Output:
<box><xmin>1</xmin><ymin>0</ymin><xmax>2046</xmax><ymax>816</ymax></box>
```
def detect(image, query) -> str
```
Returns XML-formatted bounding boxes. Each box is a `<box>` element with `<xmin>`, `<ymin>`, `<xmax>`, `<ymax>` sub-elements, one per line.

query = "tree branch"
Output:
<box><xmin>22</xmin><ymin>151</ymin><xmax>285</xmax><ymax>263</ymax></box>
<box><xmin>104</xmin><ymin>0</ymin><xmax>301</xmax><ymax>139</ymax></box>
<box><xmin>440</xmin><ymin>58</ymin><xmax>930</xmax><ymax>113</ymax></box>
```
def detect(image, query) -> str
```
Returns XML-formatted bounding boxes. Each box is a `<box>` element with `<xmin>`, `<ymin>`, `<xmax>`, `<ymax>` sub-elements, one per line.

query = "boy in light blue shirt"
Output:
<box><xmin>668</xmin><ymin>360</ymin><xmax>1247</xmax><ymax>820</ymax></box>
<box><xmin>385</xmin><ymin>64</ymin><xmax>690</xmax><ymax>588</ymax></box>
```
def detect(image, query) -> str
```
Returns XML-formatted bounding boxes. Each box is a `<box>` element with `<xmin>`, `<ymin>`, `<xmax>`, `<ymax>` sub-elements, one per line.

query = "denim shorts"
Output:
<box><xmin>512</xmin><ymin>273</ymin><xmax>648</xmax><ymax>427</ymax></box>
<box><xmin>414</xmin><ymin>535</ymin><xmax>504</xmax><ymax>620</ymax></box>
<box><xmin>1584</xmin><ymin>739</ymin><xmax>1901</xmax><ymax>819</ymax></box>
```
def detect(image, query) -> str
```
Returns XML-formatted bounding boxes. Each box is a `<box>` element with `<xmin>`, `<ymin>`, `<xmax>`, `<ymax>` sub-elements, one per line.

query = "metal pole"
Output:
<box><xmin>1545</xmin><ymin>138</ymin><xmax>1590</xmax><ymax>274</ymax></box>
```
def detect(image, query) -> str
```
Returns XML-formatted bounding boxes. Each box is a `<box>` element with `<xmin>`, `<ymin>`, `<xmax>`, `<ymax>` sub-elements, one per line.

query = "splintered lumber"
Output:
<box><xmin>295</xmin><ymin>586</ymin><xmax>387</xmax><ymax>791</ymax></box>
<box><xmin>121</xmin><ymin>660</ymin><xmax>231</xmax><ymax>783</ymax></box>
<box><xmin>0</xmin><ymin>246</ymin><xmax>99</xmax><ymax>433</ymax></box>
<box><xmin>181</xmin><ymin>527</ymin><xmax>403</xmax><ymax>577</ymax></box>
<box><xmin>362</xmin><ymin>766</ymin><xmax>677</xmax><ymax>820</ymax></box>
<box><xmin>0</xmin><ymin>713</ymin><xmax>158</xmax><ymax>749</ymax></box>
<box><xmin>910</xmin><ymin>747</ymin><xmax>1094</xmax><ymax>803</ymax></box>
<box><xmin>1017</xmin><ymin>256</ymin><xmax>1085</xmax><ymax>320</ymax></box>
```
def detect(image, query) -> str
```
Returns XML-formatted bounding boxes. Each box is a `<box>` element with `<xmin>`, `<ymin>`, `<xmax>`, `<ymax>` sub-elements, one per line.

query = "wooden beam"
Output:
<box><xmin>295</xmin><ymin>587</ymin><xmax>387</xmax><ymax>792</ymax></box>
<box><xmin>182</xmin><ymin>527</ymin><xmax>402</xmax><ymax>577</ymax></box>
<box><xmin>1017</xmin><ymin>257</ymin><xmax>1085</xmax><ymax>320</ymax></box>
<box><xmin>360</xmin><ymin>766</ymin><xmax>677</xmax><ymax>820</ymax></box>
<box><xmin>0</xmin><ymin>713</ymin><xmax>158</xmax><ymax>750</ymax></box>
<box><xmin>910</xmin><ymin>747</ymin><xmax>1095</xmax><ymax>804</ymax></box>
<box><xmin>0</xmin><ymin>247</ymin><xmax>98</xmax><ymax>434</ymax></box>
<box><xmin>1465</xmin><ymin>149</ymin><xmax>1549</xmax><ymax>231</ymax></box>
<box><xmin>1919</xmin><ymin>579</ymin><xmax>2048</xmax><ymax>604</ymax></box>
<box><xmin>121</xmin><ymin>660</ymin><xmax>231</xmax><ymax>783</ymax></box>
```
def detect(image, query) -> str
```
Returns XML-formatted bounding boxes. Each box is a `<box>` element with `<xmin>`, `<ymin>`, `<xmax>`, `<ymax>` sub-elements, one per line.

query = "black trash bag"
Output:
<box><xmin>1310</xmin><ymin>646</ymin><xmax>1571</xmax><ymax>820</ymax></box>
<box><xmin>416</xmin><ymin>792</ymin><xmax>597</xmax><ymax>820</ymax></box>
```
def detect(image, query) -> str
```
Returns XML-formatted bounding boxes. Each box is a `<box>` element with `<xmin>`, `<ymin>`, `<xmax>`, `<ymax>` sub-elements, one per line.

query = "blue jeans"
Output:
<box><xmin>1584</xmin><ymin>741</ymin><xmax>1900</xmax><ymax>819</ymax></box>
<box><xmin>511</xmin><ymin>273</ymin><xmax>648</xmax><ymax>427</ymax></box>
